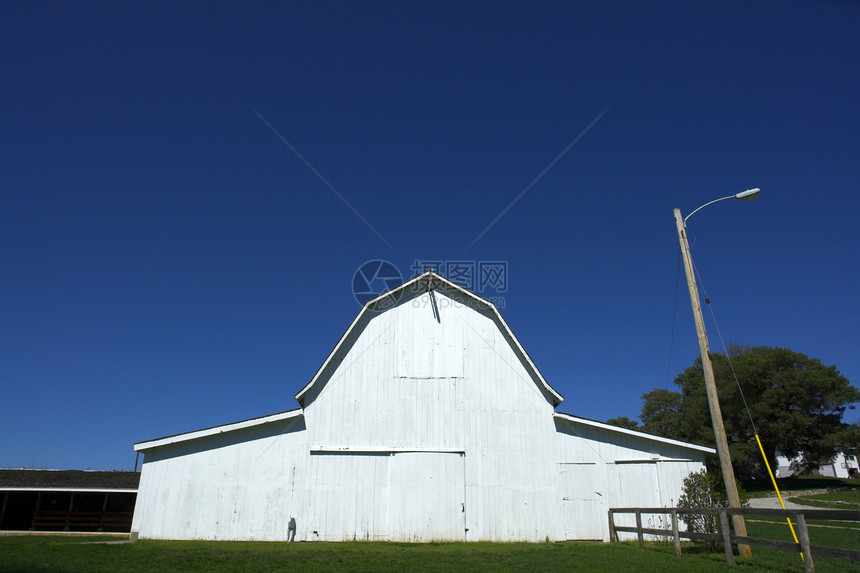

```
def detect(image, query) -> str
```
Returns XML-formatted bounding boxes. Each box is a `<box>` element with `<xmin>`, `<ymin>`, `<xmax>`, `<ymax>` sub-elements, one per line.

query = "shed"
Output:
<box><xmin>0</xmin><ymin>469</ymin><xmax>139</xmax><ymax>532</ymax></box>
<box><xmin>132</xmin><ymin>271</ymin><xmax>713</xmax><ymax>541</ymax></box>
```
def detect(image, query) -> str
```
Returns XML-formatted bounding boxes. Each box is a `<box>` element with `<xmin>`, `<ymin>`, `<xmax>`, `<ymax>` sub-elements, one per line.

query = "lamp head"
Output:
<box><xmin>735</xmin><ymin>188</ymin><xmax>761</xmax><ymax>201</ymax></box>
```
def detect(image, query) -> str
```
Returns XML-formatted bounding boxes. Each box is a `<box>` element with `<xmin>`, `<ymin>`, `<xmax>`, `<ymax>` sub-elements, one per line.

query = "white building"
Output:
<box><xmin>131</xmin><ymin>271</ymin><xmax>713</xmax><ymax>542</ymax></box>
<box><xmin>776</xmin><ymin>450</ymin><xmax>859</xmax><ymax>479</ymax></box>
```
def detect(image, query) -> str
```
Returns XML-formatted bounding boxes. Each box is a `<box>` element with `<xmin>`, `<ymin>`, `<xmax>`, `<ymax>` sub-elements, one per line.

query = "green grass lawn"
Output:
<box><xmin>801</xmin><ymin>489</ymin><xmax>860</xmax><ymax>503</ymax></box>
<box><xmin>789</xmin><ymin>497</ymin><xmax>860</xmax><ymax>509</ymax></box>
<box><xmin>742</xmin><ymin>519</ymin><xmax>860</xmax><ymax>572</ymax></box>
<box><xmin>749</xmin><ymin>515</ymin><xmax>860</xmax><ymax>530</ymax></box>
<box><xmin>1</xmin><ymin>533</ymin><xmax>858</xmax><ymax>573</ymax></box>
<box><xmin>746</xmin><ymin>518</ymin><xmax>860</xmax><ymax>550</ymax></box>
<box><xmin>790</xmin><ymin>489</ymin><xmax>860</xmax><ymax>508</ymax></box>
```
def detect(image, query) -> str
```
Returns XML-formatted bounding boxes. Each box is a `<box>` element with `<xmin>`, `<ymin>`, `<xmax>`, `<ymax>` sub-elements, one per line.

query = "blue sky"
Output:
<box><xmin>2</xmin><ymin>1</ymin><xmax>858</xmax><ymax>470</ymax></box>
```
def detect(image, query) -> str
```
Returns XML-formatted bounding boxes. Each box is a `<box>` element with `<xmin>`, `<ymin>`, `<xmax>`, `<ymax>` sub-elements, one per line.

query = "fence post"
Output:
<box><xmin>608</xmin><ymin>510</ymin><xmax>617</xmax><ymax>543</ymax></box>
<box><xmin>671</xmin><ymin>509</ymin><xmax>681</xmax><ymax>557</ymax></box>
<box><xmin>719</xmin><ymin>510</ymin><xmax>735</xmax><ymax>565</ymax></box>
<box><xmin>635</xmin><ymin>510</ymin><xmax>644</xmax><ymax>549</ymax></box>
<box><xmin>795</xmin><ymin>513</ymin><xmax>815</xmax><ymax>573</ymax></box>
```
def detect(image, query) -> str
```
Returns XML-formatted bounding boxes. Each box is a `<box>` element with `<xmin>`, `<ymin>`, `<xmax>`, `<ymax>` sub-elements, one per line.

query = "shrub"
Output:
<box><xmin>677</xmin><ymin>470</ymin><xmax>748</xmax><ymax>552</ymax></box>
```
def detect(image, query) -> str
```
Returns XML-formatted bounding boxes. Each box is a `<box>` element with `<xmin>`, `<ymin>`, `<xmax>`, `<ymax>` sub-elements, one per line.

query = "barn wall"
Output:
<box><xmin>300</xmin><ymin>287</ymin><xmax>563</xmax><ymax>542</ymax></box>
<box><xmin>553</xmin><ymin>418</ymin><xmax>706</xmax><ymax>540</ymax></box>
<box><xmin>132</xmin><ymin>281</ymin><xmax>708</xmax><ymax>542</ymax></box>
<box><xmin>132</xmin><ymin>416</ymin><xmax>307</xmax><ymax>540</ymax></box>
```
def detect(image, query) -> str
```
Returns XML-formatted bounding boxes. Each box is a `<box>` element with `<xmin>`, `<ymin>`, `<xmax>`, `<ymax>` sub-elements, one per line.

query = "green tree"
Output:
<box><xmin>673</xmin><ymin>346</ymin><xmax>860</xmax><ymax>479</ymax></box>
<box><xmin>605</xmin><ymin>416</ymin><xmax>640</xmax><ymax>430</ymax></box>
<box><xmin>640</xmin><ymin>388</ymin><xmax>683</xmax><ymax>439</ymax></box>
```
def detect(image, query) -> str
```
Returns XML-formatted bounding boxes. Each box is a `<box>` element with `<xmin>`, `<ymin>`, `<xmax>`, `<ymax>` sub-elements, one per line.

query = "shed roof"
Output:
<box><xmin>134</xmin><ymin>409</ymin><xmax>303</xmax><ymax>452</ymax></box>
<box><xmin>0</xmin><ymin>469</ymin><xmax>140</xmax><ymax>491</ymax></box>
<box><xmin>553</xmin><ymin>412</ymin><xmax>716</xmax><ymax>454</ymax></box>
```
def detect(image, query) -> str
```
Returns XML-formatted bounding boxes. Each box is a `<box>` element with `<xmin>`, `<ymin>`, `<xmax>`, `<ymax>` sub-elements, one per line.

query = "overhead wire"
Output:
<box><xmin>691</xmin><ymin>261</ymin><xmax>758</xmax><ymax>434</ymax></box>
<box><xmin>690</xmin><ymin>257</ymin><xmax>803</xmax><ymax>559</ymax></box>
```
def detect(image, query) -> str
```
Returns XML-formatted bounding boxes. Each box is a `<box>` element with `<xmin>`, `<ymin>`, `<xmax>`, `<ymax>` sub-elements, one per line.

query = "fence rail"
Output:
<box><xmin>608</xmin><ymin>506</ymin><xmax>860</xmax><ymax>572</ymax></box>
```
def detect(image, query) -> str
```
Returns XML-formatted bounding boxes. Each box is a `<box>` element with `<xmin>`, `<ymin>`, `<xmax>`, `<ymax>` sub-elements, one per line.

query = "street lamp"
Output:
<box><xmin>673</xmin><ymin>188</ymin><xmax>760</xmax><ymax>558</ymax></box>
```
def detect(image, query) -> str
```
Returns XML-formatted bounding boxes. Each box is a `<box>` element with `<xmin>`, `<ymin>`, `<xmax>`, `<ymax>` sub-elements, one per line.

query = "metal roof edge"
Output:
<box><xmin>295</xmin><ymin>272</ymin><xmax>435</xmax><ymax>404</ymax></box>
<box><xmin>134</xmin><ymin>408</ymin><xmax>304</xmax><ymax>451</ymax></box>
<box><xmin>0</xmin><ymin>487</ymin><xmax>138</xmax><ymax>493</ymax></box>
<box><xmin>553</xmin><ymin>412</ymin><xmax>716</xmax><ymax>454</ymax></box>
<box><xmin>405</xmin><ymin>272</ymin><xmax>564</xmax><ymax>406</ymax></box>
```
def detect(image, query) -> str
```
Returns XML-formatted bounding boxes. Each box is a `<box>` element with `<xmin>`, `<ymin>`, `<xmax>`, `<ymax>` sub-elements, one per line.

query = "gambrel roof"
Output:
<box><xmin>294</xmin><ymin>270</ymin><xmax>564</xmax><ymax>408</ymax></box>
<box><xmin>135</xmin><ymin>271</ymin><xmax>714</xmax><ymax>459</ymax></box>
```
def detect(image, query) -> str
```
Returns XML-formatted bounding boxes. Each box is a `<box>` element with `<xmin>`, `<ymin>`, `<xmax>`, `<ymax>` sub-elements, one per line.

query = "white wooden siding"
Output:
<box><xmin>304</xmin><ymin>452</ymin><xmax>389</xmax><ymax>540</ymax></box>
<box><xmin>559</xmin><ymin>463</ymin><xmax>606</xmax><ymax>540</ymax></box>
<box><xmin>132</xmin><ymin>415</ymin><xmax>307</xmax><ymax>540</ymax></box>
<box><xmin>387</xmin><ymin>452</ymin><xmax>465</xmax><ymax>541</ymax></box>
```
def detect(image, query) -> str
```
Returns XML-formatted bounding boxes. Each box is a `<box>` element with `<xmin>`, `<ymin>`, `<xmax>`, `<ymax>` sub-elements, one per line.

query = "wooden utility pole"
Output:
<box><xmin>674</xmin><ymin>207</ymin><xmax>751</xmax><ymax>558</ymax></box>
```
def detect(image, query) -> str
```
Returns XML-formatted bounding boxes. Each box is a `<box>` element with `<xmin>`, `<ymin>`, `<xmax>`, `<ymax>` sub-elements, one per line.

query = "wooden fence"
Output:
<box><xmin>608</xmin><ymin>506</ymin><xmax>860</xmax><ymax>572</ymax></box>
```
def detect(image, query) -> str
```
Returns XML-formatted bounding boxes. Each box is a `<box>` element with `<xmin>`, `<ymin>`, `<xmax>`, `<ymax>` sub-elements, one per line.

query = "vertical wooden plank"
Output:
<box><xmin>65</xmin><ymin>493</ymin><xmax>75</xmax><ymax>531</ymax></box>
<box><xmin>0</xmin><ymin>491</ymin><xmax>8</xmax><ymax>529</ymax></box>
<box><xmin>635</xmin><ymin>510</ymin><xmax>644</xmax><ymax>549</ymax></box>
<box><xmin>719</xmin><ymin>510</ymin><xmax>734</xmax><ymax>565</ymax></box>
<box><xmin>30</xmin><ymin>492</ymin><xmax>42</xmax><ymax>530</ymax></box>
<box><xmin>461</xmin><ymin>452</ymin><xmax>468</xmax><ymax>541</ymax></box>
<box><xmin>671</xmin><ymin>509</ymin><xmax>681</xmax><ymax>557</ymax></box>
<box><xmin>99</xmin><ymin>493</ymin><xmax>109</xmax><ymax>532</ymax></box>
<box><xmin>796</xmin><ymin>514</ymin><xmax>815</xmax><ymax>573</ymax></box>
<box><xmin>607</xmin><ymin>510</ymin><xmax>616</xmax><ymax>542</ymax></box>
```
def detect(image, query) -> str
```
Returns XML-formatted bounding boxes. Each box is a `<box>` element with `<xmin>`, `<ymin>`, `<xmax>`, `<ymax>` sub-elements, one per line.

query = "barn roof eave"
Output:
<box><xmin>294</xmin><ymin>270</ymin><xmax>564</xmax><ymax>407</ymax></box>
<box><xmin>134</xmin><ymin>408</ymin><xmax>304</xmax><ymax>452</ymax></box>
<box><xmin>553</xmin><ymin>412</ymin><xmax>716</xmax><ymax>454</ymax></box>
<box><xmin>0</xmin><ymin>469</ymin><xmax>140</xmax><ymax>490</ymax></box>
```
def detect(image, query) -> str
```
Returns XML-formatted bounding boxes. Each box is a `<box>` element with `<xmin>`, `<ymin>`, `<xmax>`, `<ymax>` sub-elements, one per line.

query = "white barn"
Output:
<box><xmin>131</xmin><ymin>271</ymin><xmax>713</xmax><ymax>542</ymax></box>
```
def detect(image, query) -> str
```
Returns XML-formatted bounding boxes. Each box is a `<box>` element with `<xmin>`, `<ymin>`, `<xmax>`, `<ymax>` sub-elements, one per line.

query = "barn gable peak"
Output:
<box><xmin>294</xmin><ymin>270</ymin><xmax>564</xmax><ymax>408</ymax></box>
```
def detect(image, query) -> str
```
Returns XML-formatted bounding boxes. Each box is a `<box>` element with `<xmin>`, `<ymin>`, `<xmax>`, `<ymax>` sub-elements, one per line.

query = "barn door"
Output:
<box><xmin>615</xmin><ymin>462</ymin><xmax>661</xmax><ymax>507</ymax></box>
<box><xmin>388</xmin><ymin>452</ymin><xmax>465</xmax><ymax>541</ymax></box>
<box><xmin>613</xmin><ymin>462</ymin><xmax>666</xmax><ymax>539</ymax></box>
<box><xmin>559</xmin><ymin>463</ymin><xmax>605</xmax><ymax>540</ymax></box>
<box><xmin>306</xmin><ymin>452</ymin><xmax>391</xmax><ymax>541</ymax></box>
